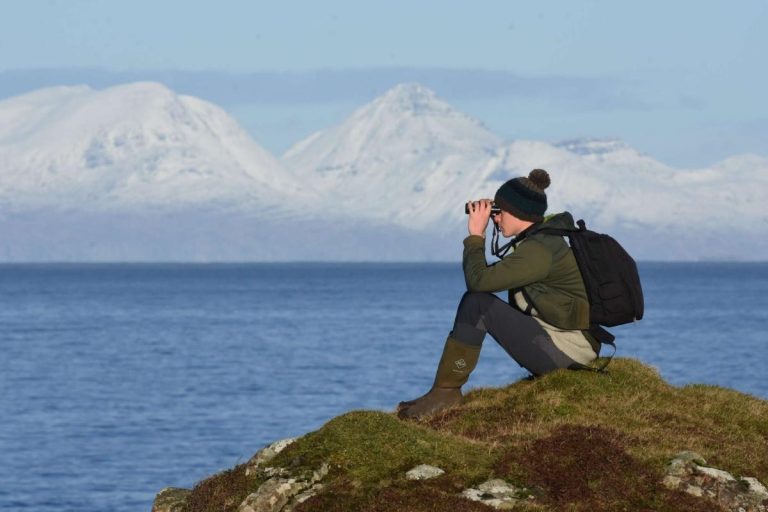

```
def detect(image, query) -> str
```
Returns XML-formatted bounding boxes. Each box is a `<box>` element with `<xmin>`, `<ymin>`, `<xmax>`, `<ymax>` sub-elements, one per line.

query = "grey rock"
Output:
<box><xmin>696</xmin><ymin>465</ymin><xmax>736</xmax><ymax>482</ymax></box>
<box><xmin>245</xmin><ymin>438</ymin><xmax>298</xmax><ymax>477</ymax></box>
<box><xmin>238</xmin><ymin>462</ymin><xmax>331</xmax><ymax>512</ymax></box>
<box><xmin>663</xmin><ymin>453</ymin><xmax>768</xmax><ymax>512</ymax></box>
<box><xmin>238</xmin><ymin>478</ymin><xmax>305</xmax><ymax>512</ymax></box>
<box><xmin>667</xmin><ymin>451</ymin><xmax>708</xmax><ymax>477</ymax></box>
<box><xmin>742</xmin><ymin>477</ymin><xmax>768</xmax><ymax>499</ymax></box>
<box><xmin>462</xmin><ymin>489</ymin><xmax>516</xmax><ymax>510</ymax></box>
<box><xmin>477</xmin><ymin>479</ymin><xmax>523</xmax><ymax>495</ymax></box>
<box><xmin>261</xmin><ymin>466</ymin><xmax>291</xmax><ymax>478</ymax></box>
<box><xmin>311</xmin><ymin>462</ymin><xmax>330</xmax><ymax>483</ymax></box>
<box><xmin>681</xmin><ymin>483</ymin><xmax>705</xmax><ymax>498</ymax></box>
<box><xmin>672</xmin><ymin>451</ymin><xmax>707</xmax><ymax>466</ymax></box>
<box><xmin>462</xmin><ymin>478</ymin><xmax>530</xmax><ymax>510</ymax></box>
<box><xmin>405</xmin><ymin>464</ymin><xmax>445</xmax><ymax>480</ymax></box>
<box><xmin>666</xmin><ymin>458</ymin><xmax>691</xmax><ymax>477</ymax></box>
<box><xmin>151</xmin><ymin>487</ymin><xmax>190</xmax><ymax>512</ymax></box>
<box><xmin>283</xmin><ymin>484</ymin><xmax>325</xmax><ymax>512</ymax></box>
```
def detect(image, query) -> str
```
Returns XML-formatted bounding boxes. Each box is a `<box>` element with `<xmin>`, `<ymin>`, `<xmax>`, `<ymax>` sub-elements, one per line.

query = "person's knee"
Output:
<box><xmin>459</xmin><ymin>291</ymin><xmax>496</xmax><ymax>312</ymax></box>
<box><xmin>453</xmin><ymin>292</ymin><xmax>496</xmax><ymax>345</ymax></box>
<box><xmin>457</xmin><ymin>292</ymin><xmax>495</xmax><ymax>324</ymax></box>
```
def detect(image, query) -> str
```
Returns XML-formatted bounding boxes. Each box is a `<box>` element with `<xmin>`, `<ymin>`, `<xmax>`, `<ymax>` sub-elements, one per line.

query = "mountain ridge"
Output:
<box><xmin>1</xmin><ymin>81</ymin><xmax>766</xmax><ymax>261</ymax></box>
<box><xmin>0</xmin><ymin>81</ymin><xmax>307</xmax><ymax>212</ymax></box>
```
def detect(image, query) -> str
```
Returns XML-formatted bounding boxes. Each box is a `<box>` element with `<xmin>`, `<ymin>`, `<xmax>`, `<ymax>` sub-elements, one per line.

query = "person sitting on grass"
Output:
<box><xmin>397</xmin><ymin>169</ymin><xmax>599</xmax><ymax>420</ymax></box>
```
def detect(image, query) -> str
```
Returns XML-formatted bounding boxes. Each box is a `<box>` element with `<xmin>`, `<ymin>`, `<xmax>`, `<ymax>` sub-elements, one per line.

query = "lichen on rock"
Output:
<box><xmin>236</xmin><ymin>462</ymin><xmax>330</xmax><ymax>512</ymax></box>
<box><xmin>405</xmin><ymin>464</ymin><xmax>445</xmax><ymax>480</ymax></box>
<box><xmin>462</xmin><ymin>478</ymin><xmax>533</xmax><ymax>510</ymax></box>
<box><xmin>237</xmin><ymin>478</ymin><xmax>305</xmax><ymax>512</ymax></box>
<box><xmin>245</xmin><ymin>438</ymin><xmax>298</xmax><ymax>477</ymax></box>
<box><xmin>663</xmin><ymin>451</ymin><xmax>768</xmax><ymax>511</ymax></box>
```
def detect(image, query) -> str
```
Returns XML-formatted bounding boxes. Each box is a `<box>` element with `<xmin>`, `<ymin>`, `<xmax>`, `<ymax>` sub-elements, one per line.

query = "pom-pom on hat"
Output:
<box><xmin>493</xmin><ymin>169</ymin><xmax>550</xmax><ymax>222</ymax></box>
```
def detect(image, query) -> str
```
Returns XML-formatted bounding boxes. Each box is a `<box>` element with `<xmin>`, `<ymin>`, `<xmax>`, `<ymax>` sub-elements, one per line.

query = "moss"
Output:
<box><xmin>180</xmin><ymin>358</ymin><xmax>768</xmax><ymax>512</ymax></box>
<box><xmin>271</xmin><ymin>410</ymin><xmax>495</xmax><ymax>485</ymax></box>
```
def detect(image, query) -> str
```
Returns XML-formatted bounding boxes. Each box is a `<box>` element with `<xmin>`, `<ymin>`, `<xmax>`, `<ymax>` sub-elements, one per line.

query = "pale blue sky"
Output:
<box><xmin>1</xmin><ymin>0</ymin><xmax>766</xmax><ymax>166</ymax></box>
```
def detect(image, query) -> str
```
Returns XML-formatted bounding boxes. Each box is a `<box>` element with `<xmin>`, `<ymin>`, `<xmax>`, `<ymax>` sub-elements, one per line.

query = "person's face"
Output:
<box><xmin>493</xmin><ymin>210</ymin><xmax>529</xmax><ymax>237</ymax></box>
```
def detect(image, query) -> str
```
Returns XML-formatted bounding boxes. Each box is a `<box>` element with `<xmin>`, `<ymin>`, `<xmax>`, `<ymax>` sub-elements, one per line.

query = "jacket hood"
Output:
<box><xmin>532</xmin><ymin>211</ymin><xmax>577</xmax><ymax>233</ymax></box>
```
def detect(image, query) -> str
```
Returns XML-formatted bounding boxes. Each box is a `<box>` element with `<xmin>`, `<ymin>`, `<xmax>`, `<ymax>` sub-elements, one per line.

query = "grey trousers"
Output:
<box><xmin>451</xmin><ymin>291</ymin><xmax>578</xmax><ymax>376</ymax></box>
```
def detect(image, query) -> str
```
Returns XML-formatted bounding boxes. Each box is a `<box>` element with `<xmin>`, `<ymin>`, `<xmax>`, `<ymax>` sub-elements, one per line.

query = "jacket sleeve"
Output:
<box><xmin>462</xmin><ymin>235</ymin><xmax>552</xmax><ymax>293</ymax></box>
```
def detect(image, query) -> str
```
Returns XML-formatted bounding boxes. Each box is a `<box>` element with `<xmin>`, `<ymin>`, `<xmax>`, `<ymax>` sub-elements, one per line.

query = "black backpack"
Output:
<box><xmin>535</xmin><ymin>219</ymin><xmax>644</xmax><ymax>347</ymax></box>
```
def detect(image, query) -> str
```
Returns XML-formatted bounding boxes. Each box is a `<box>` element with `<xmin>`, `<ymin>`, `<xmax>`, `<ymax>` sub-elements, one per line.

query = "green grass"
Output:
<box><xmin>180</xmin><ymin>358</ymin><xmax>768</xmax><ymax>512</ymax></box>
<box><xmin>269</xmin><ymin>410</ymin><xmax>495</xmax><ymax>484</ymax></box>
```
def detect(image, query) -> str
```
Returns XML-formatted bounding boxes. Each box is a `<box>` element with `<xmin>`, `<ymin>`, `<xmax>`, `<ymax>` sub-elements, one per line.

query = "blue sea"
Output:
<box><xmin>1</xmin><ymin>262</ymin><xmax>767</xmax><ymax>511</ymax></box>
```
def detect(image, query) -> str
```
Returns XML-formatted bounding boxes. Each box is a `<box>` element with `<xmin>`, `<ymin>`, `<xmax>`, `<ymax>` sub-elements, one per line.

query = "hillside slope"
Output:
<box><xmin>154</xmin><ymin>359</ymin><xmax>768</xmax><ymax>512</ymax></box>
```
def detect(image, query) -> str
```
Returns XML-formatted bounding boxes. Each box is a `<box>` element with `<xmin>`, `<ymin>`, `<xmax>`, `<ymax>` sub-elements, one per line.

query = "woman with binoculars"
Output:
<box><xmin>397</xmin><ymin>169</ymin><xmax>599</xmax><ymax>420</ymax></box>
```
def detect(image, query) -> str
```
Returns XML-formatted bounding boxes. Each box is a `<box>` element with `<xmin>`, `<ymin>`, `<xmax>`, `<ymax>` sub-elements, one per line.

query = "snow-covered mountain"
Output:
<box><xmin>0</xmin><ymin>81</ymin><xmax>766</xmax><ymax>261</ymax></box>
<box><xmin>282</xmin><ymin>83</ymin><xmax>502</xmax><ymax>227</ymax></box>
<box><xmin>0</xmin><ymin>82</ymin><xmax>307</xmax><ymax>212</ymax></box>
<box><xmin>282</xmin><ymin>85</ymin><xmax>768</xmax><ymax>259</ymax></box>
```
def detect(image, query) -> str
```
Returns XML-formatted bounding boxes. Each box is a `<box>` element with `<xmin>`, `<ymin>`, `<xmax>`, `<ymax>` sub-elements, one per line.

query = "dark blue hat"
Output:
<box><xmin>494</xmin><ymin>169</ymin><xmax>550</xmax><ymax>222</ymax></box>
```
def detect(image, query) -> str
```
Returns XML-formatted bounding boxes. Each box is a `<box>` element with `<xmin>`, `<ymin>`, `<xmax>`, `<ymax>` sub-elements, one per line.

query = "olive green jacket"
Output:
<box><xmin>462</xmin><ymin>212</ymin><xmax>591</xmax><ymax>331</ymax></box>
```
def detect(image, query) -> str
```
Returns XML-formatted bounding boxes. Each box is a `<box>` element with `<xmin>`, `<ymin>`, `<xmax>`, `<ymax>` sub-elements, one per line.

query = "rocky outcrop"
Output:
<box><xmin>238</xmin><ymin>438</ymin><xmax>329</xmax><ymax>512</ymax></box>
<box><xmin>237</xmin><ymin>477</ymin><xmax>324</xmax><ymax>512</ymax></box>
<box><xmin>663</xmin><ymin>451</ymin><xmax>768</xmax><ymax>512</ymax></box>
<box><xmin>153</xmin><ymin>441</ymin><xmax>768</xmax><ymax>512</ymax></box>
<box><xmin>244</xmin><ymin>438</ymin><xmax>297</xmax><ymax>477</ymax></box>
<box><xmin>151</xmin><ymin>438</ymin><xmax>329</xmax><ymax>512</ymax></box>
<box><xmin>238</xmin><ymin>462</ymin><xmax>329</xmax><ymax>512</ymax></box>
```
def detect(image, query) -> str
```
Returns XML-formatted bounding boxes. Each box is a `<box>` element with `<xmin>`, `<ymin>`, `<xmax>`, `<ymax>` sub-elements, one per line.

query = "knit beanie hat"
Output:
<box><xmin>494</xmin><ymin>169</ymin><xmax>551</xmax><ymax>222</ymax></box>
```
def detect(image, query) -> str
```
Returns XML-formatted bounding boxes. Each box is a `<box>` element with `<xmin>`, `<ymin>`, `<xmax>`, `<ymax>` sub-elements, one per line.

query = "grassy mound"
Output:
<box><xmin>182</xmin><ymin>358</ymin><xmax>768</xmax><ymax>511</ymax></box>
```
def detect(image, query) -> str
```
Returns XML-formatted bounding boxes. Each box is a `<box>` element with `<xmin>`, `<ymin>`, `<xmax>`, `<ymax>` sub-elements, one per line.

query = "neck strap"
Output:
<box><xmin>491</xmin><ymin>222</ymin><xmax>540</xmax><ymax>260</ymax></box>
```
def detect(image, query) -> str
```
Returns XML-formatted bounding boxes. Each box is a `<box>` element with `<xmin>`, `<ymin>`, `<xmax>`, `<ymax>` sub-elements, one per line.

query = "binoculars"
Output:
<box><xmin>464</xmin><ymin>202</ymin><xmax>502</xmax><ymax>215</ymax></box>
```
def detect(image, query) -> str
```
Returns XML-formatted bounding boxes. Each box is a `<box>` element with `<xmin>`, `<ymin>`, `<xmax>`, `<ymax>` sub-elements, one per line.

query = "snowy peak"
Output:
<box><xmin>283</xmin><ymin>83</ymin><xmax>500</xmax><ymax>162</ymax></box>
<box><xmin>0</xmin><ymin>82</ymin><xmax>304</xmax><ymax>210</ymax></box>
<box><xmin>2</xmin><ymin>82</ymin><xmax>188</xmax><ymax>146</ymax></box>
<box><xmin>282</xmin><ymin>83</ymin><xmax>500</xmax><ymax>192</ymax></box>
<box><xmin>280</xmin><ymin>83</ymin><xmax>503</xmax><ymax>224</ymax></box>
<box><xmin>348</xmin><ymin>83</ymin><xmax>498</xmax><ymax>148</ymax></box>
<box><xmin>369</xmin><ymin>82</ymin><xmax>452</xmax><ymax>116</ymax></box>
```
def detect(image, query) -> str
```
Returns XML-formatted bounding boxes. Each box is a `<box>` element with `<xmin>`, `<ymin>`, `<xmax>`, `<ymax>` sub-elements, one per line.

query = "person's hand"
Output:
<box><xmin>467</xmin><ymin>199</ymin><xmax>493</xmax><ymax>237</ymax></box>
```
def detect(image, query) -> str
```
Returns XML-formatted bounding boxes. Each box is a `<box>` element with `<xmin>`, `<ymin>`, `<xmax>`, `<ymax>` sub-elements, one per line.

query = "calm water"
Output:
<box><xmin>1</xmin><ymin>262</ymin><xmax>766</xmax><ymax>511</ymax></box>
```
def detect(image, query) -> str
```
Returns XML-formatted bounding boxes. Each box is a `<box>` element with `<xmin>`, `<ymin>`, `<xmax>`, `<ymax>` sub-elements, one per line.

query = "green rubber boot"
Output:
<box><xmin>397</xmin><ymin>337</ymin><xmax>480</xmax><ymax>420</ymax></box>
